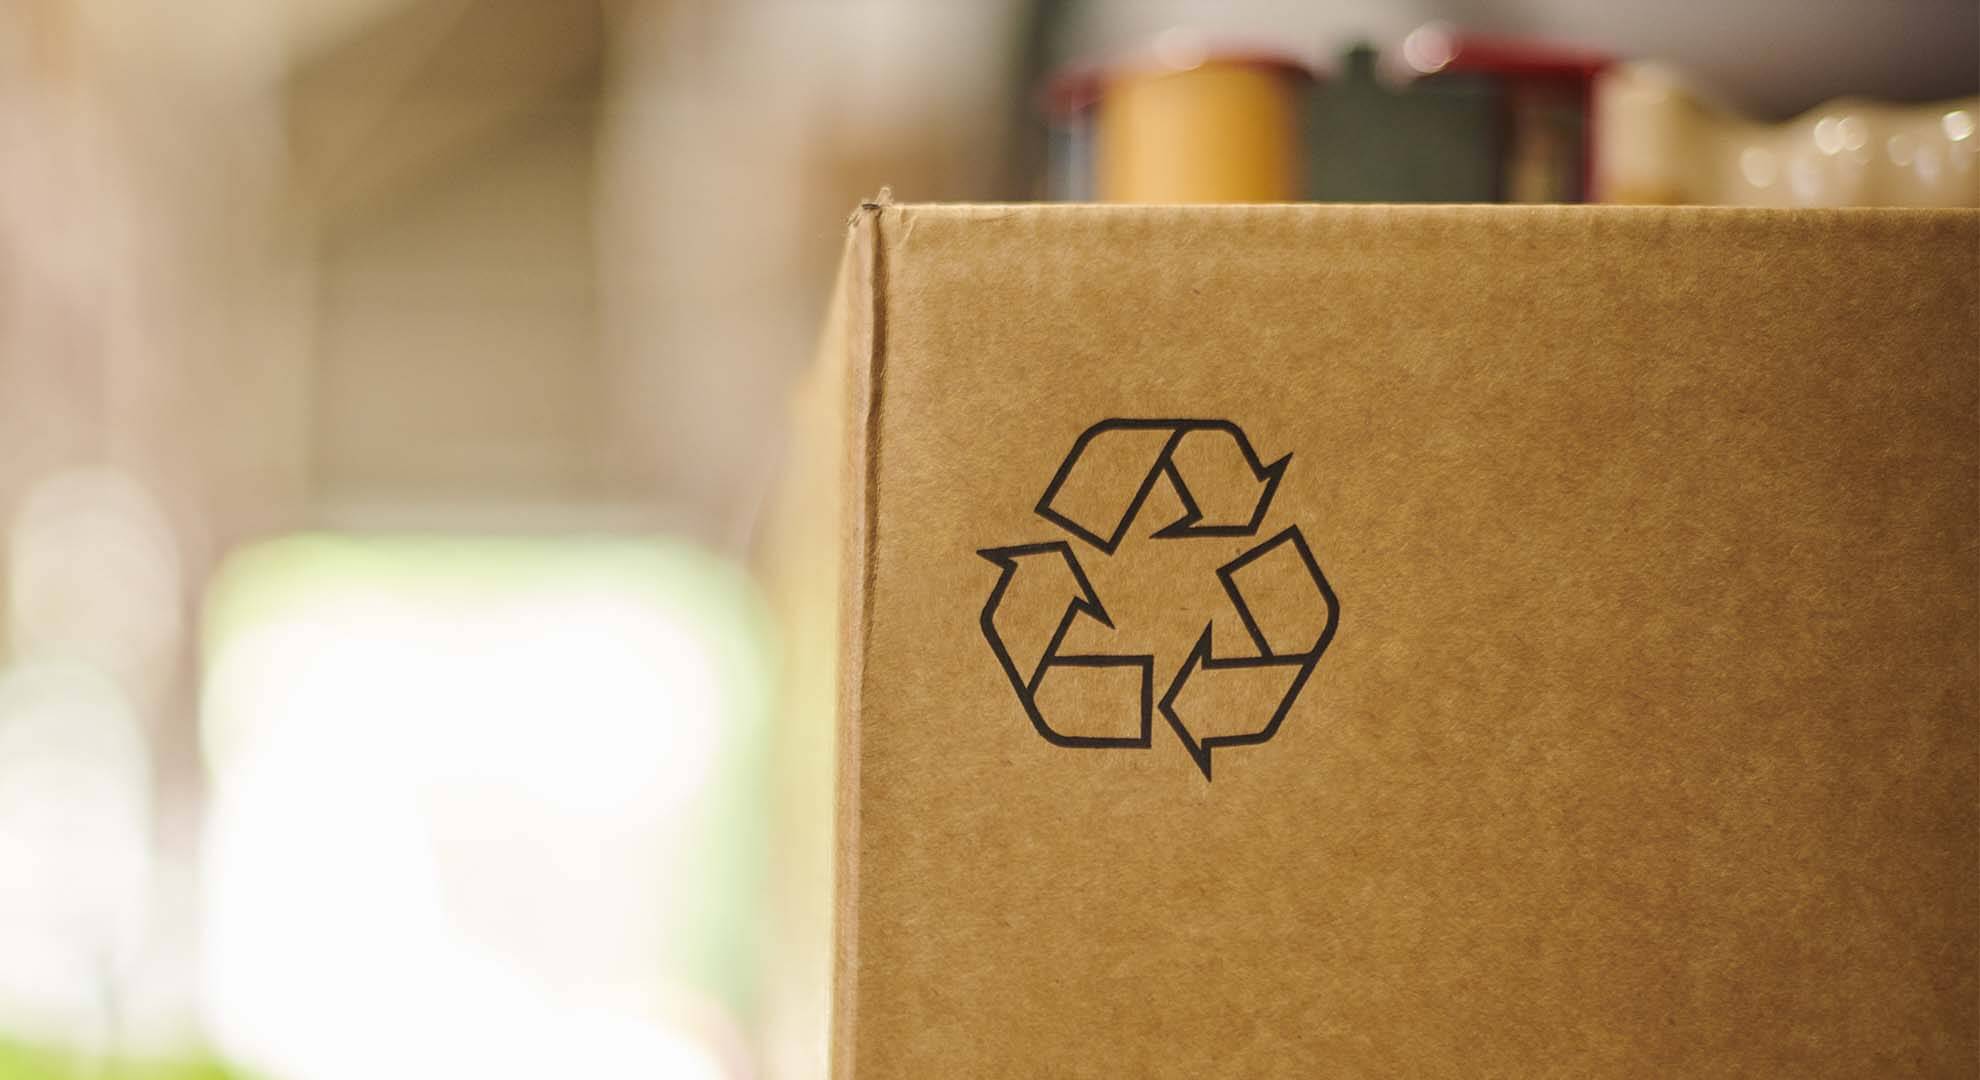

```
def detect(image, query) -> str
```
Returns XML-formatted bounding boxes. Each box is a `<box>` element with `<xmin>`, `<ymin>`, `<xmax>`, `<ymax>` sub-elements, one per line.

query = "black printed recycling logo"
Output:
<box><xmin>978</xmin><ymin>419</ymin><xmax>1340</xmax><ymax>780</ymax></box>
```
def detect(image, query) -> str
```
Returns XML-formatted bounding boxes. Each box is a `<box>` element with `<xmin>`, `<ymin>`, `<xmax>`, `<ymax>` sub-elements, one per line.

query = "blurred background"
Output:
<box><xmin>0</xmin><ymin>1</ymin><xmax>1972</xmax><ymax>1077</ymax></box>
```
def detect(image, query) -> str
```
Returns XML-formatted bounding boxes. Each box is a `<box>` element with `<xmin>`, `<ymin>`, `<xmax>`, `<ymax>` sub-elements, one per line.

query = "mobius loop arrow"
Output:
<box><xmin>1036</xmin><ymin>419</ymin><xmax>1290</xmax><ymax>554</ymax></box>
<box><xmin>979</xmin><ymin>419</ymin><xmax>1340</xmax><ymax>780</ymax></box>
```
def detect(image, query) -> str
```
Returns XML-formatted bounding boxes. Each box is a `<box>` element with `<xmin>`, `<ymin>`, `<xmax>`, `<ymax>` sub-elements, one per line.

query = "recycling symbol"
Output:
<box><xmin>978</xmin><ymin>419</ymin><xmax>1340</xmax><ymax>780</ymax></box>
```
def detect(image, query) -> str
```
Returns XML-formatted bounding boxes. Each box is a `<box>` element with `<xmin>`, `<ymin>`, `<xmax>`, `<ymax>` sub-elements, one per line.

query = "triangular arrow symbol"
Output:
<box><xmin>984</xmin><ymin>421</ymin><xmax>1339</xmax><ymax>778</ymax></box>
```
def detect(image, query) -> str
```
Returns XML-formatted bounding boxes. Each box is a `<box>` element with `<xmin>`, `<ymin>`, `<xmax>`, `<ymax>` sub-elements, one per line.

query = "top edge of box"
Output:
<box><xmin>854</xmin><ymin>200</ymin><xmax>1980</xmax><ymax>218</ymax></box>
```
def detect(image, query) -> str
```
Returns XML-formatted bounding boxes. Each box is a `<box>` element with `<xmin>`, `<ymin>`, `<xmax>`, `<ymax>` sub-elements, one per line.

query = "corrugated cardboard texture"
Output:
<box><xmin>825</xmin><ymin>203</ymin><xmax>1979</xmax><ymax>1078</ymax></box>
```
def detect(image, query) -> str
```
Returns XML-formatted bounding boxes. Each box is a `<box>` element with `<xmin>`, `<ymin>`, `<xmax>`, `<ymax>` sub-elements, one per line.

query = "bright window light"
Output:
<box><xmin>198</xmin><ymin>535</ymin><xmax>769</xmax><ymax>1080</ymax></box>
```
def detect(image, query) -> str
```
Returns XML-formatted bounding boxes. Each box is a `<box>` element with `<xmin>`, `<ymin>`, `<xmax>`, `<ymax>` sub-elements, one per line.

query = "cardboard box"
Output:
<box><xmin>805</xmin><ymin>201</ymin><xmax>1977</xmax><ymax>1077</ymax></box>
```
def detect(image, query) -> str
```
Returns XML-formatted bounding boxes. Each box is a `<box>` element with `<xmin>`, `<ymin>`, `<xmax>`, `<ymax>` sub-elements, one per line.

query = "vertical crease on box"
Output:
<box><xmin>831</xmin><ymin>203</ymin><xmax>886</xmax><ymax>1080</ymax></box>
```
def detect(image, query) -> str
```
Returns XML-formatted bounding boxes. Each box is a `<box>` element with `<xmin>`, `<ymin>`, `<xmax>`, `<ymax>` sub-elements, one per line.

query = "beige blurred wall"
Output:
<box><xmin>283</xmin><ymin>0</ymin><xmax>1015</xmax><ymax>542</ymax></box>
<box><xmin>0</xmin><ymin>1</ymin><xmax>1017</xmax><ymax>1054</ymax></box>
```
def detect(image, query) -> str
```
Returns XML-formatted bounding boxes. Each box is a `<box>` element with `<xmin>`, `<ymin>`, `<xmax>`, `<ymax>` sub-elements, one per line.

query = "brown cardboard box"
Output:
<box><xmin>809</xmin><ymin>202</ymin><xmax>1977</xmax><ymax>1078</ymax></box>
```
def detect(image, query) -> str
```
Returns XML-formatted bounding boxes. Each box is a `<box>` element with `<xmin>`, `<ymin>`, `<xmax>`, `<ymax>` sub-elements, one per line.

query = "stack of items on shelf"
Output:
<box><xmin>1041</xmin><ymin>24</ymin><xmax>1979</xmax><ymax>207</ymax></box>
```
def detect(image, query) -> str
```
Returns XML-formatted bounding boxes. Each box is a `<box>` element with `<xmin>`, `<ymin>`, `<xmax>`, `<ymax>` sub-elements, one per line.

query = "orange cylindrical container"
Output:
<box><xmin>1095</xmin><ymin>52</ymin><xmax>1308</xmax><ymax>203</ymax></box>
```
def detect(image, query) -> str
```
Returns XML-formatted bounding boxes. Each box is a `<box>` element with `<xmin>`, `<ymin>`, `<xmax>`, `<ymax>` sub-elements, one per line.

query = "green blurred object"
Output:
<box><xmin>1307</xmin><ymin>44</ymin><xmax>1502</xmax><ymax>202</ymax></box>
<box><xmin>0</xmin><ymin>1038</ymin><xmax>256</xmax><ymax>1080</ymax></box>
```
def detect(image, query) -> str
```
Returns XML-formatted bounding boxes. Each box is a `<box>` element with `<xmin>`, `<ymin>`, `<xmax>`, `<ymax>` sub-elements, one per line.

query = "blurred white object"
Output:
<box><xmin>0</xmin><ymin>660</ymin><xmax>152</xmax><ymax>1051</ymax></box>
<box><xmin>1595</xmin><ymin>62</ymin><xmax>1979</xmax><ymax>206</ymax></box>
